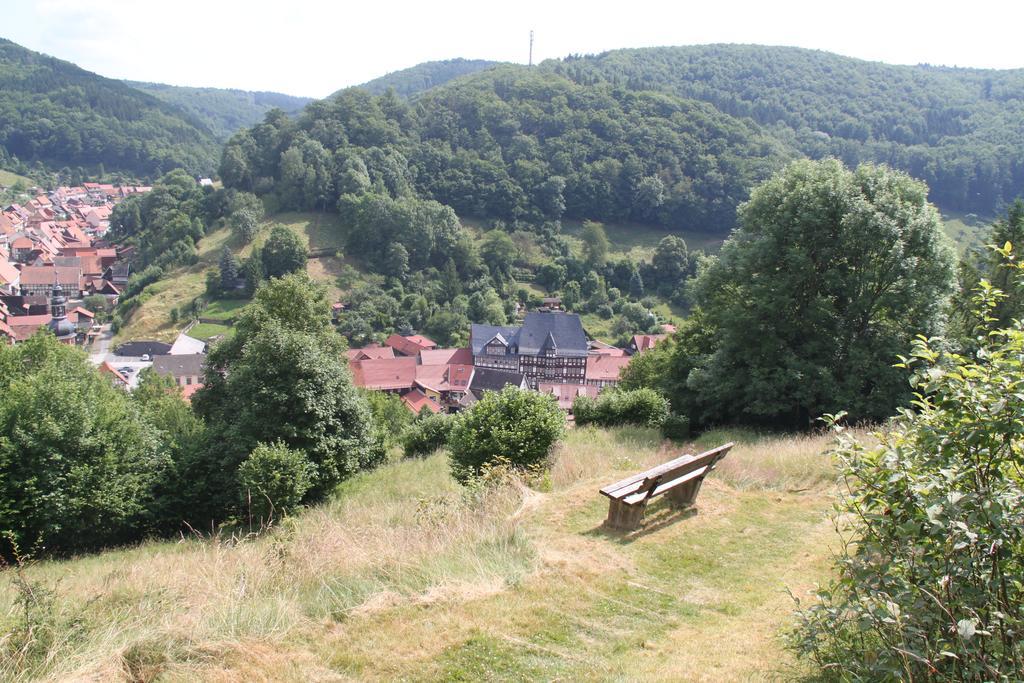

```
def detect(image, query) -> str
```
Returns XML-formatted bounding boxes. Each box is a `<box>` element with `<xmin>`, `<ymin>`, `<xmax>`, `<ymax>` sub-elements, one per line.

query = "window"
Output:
<box><xmin>185</xmin><ymin>377</ymin><xmax>193</xmax><ymax>385</ymax></box>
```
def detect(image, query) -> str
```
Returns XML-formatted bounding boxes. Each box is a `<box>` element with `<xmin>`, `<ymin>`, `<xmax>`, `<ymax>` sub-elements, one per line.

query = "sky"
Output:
<box><xmin>3</xmin><ymin>0</ymin><xmax>1023</xmax><ymax>99</ymax></box>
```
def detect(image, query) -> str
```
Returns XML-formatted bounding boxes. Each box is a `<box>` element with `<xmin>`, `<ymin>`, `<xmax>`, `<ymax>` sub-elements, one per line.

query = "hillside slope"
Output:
<box><xmin>126</xmin><ymin>81</ymin><xmax>312</xmax><ymax>140</ymax></box>
<box><xmin>349</xmin><ymin>58</ymin><xmax>501</xmax><ymax>98</ymax></box>
<box><xmin>0</xmin><ymin>427</ymin><xmax>837</xmax><ymax>680</ymax></box>
<box><xmin>0</xmin><ymin>38</ymin><xmax>218</xmax><ymax>176</ymax></box>
<box><xmin>544</xmin><ymin>45</ymin><xmax>1024</xmax><ymax>213</ymax></box>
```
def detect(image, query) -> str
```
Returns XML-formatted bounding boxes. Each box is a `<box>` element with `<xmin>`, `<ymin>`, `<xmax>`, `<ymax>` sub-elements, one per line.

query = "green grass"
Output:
<box><xmin>941</xmin><ymin>210</ymin><xmax>992</xmax><ymax>254</ymax></box>
<box><xmin>561</xmin><ymin>218</ymin><xmax>725</xmax><ymax>260</ymax></box>
<box><xmin>188</xmin><ymin>322</ymin><xmax>233</xmax><ymax>342</ymax></box>
<box><xmin>0</xmin><ymin>169</ymin><xmax>33</xmax><ymax>188</ymax></box>
<box><xmin>0</xmin><ymin>427</ymin><xmax>839</xmax><ymax>680</ymax></box>
<box><xmin>201</xmin><ymin>298</ymin><xmax>249</xmax><ymax>321</ymax></box>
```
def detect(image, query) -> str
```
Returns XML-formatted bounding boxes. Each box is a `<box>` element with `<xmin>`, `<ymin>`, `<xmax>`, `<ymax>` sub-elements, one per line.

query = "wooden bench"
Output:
<box><xmin>599</xmin><ymin>442</ymin><xmax>734</xmax><ymax>530</ymax></box>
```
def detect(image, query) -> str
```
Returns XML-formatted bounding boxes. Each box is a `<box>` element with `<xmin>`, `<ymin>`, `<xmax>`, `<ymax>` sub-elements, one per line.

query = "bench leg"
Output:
<box><xmin>667</xmin><ymin>477</ymin><xmax>705</xmax><ymax>509</ymax></box>
<box><xmin>605</xmin><ymin>499</ymin><xmax>646</xmax><ymax>530</ymax></box>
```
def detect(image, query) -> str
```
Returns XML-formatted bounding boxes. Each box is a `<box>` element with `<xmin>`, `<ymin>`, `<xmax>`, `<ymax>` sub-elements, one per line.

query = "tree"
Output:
<box><xmin>481</xmin><ymin>230</ymin><xmax>517</xmax><ymax>277</ymax></box>
<box><xmin>628</xmin><ymin>270</ymin><xmax>645</xmax><ymax>299</ymax></box>
<box><xmin>384</xmin><ymin>242</ymin><xmax>410</xmax><ymax>282</ymax></box>
<box><xmin>229</xmin><ymin>208</ymin><xmax>261</xmax><ymax>243</ymax></box>
<box><xmin>218</xmin><ymin>246</ymin><xmax>239</xmax><ymax>292</ymax></box>
<box><xmin>448</xmin><ymin>386</ymin><xmax>565</xmax><ymax>483</ymax></box>
<box><xmin>651</xmin><ymin>235</ymin><xmax>691</xmax><ymax>293</ymax></box>
<box><xmin>580</xmin><ymin>220</ymin><xmax>609</xmax><ymax>269</ymax></box>
<box><xmin>192</xmin><ymin>273</ymin><xmax>382</xmax><ymax>520</ymax></box>
<box><xmin>689</xmin><ymin>159</ymin><xmax>954</xmax><ymax>428</ymax></box>
<box><xmin>237</xmin><ymin>442</ymin><xmax>312</xmax><ymax>523</ymax></box>
<box><xmin>949</xmin><ymin>200</ymin><xmax>1024</xmax><ymax>346</ymax></box>
<box><xmin>260</xmin><ymin>225</ymin><xmax>308</xmax><ymax>279</ymax></box>
<box><xmin>0</xmin><ymin>334</ymin><xmax>167</xmax><ymax>556</ymax></box>
<box><xmin>791</xmin><ymin>247</ymin><xmax>1024</xmax><ymax>678</ymax></box>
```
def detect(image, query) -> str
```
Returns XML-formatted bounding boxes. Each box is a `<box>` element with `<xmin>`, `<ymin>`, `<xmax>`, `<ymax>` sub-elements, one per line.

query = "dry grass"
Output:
<box><xmin>0</xmin><ymin>428</ymin><xmax>842</xmax><ymax>681</ymax></box>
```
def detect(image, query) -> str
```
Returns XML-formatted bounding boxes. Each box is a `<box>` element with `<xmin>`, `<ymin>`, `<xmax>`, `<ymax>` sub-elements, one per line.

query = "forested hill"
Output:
<box><xmin>0</xmin><ymin>38</ymin><xmax>218</xmax><ymax>177</ymax></box>
<box><xmin>350</xmin><ymin>58</ymin><xmax>501</xmax><ymax>98</ymax></box>
<box><xmin>126</xmin><ymin>82</ymin><xmax>312</xmax><ymax>141</ymax></box>
<box><xmin>543</xmin><ymin>45</ymin><xmax>1024</xmax><ymax>214</ymax></box>
<box><xmin>223</xmin><ymin>65</ymin><xmax>792</xmax><ymax>234</ymax></box>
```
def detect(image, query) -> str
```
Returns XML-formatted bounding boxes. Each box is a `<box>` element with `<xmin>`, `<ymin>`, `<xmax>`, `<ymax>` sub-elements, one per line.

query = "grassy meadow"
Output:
<box><xmin>0</xmin><ymin>427</ymin><xmax>842</xmax><ymax>681</ymax></box>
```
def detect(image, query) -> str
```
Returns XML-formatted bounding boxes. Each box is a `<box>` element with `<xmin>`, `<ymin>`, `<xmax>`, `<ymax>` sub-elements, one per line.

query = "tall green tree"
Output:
<box><xmin>580</xmin><ymin>220</ymin><xmax>609</xmax><ymax>269</ymax></box>
<box><xmin>260</xmin><ymin>225</ymin><xmax>308</xmax><ymax>279</ymax></box>
<box><xmin>0</xmin><ymin>334</ymin><xmax>167</xmax><ymax>556</ymax></box>
<box><xmin>689</xmin><ymin>159</ymin><xmax>954</xmax><ymax>428</ymax></box>
<box><xmin>192</xmin><ymin>273</ymin><xmax>382</xmax><ymax>520</ymax></box>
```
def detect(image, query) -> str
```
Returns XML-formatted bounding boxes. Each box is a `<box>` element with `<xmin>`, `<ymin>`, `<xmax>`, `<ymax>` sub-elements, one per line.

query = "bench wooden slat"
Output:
<box><xmin>599</xmin><ymin>442</ymin><xmax>734</xmax><ymax>531</ymax></box>
<box><xmin>600</xmin><ymin>442</ymin><xmax>734</xmax><ymax>500</ymax></box>
<box><xmin>621</xmin><ymin>466</ymin><xmax>709</xmax><ymax>506</ymax></box>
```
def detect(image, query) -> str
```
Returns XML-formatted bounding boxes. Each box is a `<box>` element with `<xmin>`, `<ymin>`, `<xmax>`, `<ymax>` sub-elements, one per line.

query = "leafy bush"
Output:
<box><xmin>661</xmin><ymin>414</ymin><xmax>690</xmax><ymax>441</ymax></box>
<box><xmin>237</xmin><ymin>442</ymin><xmax>312</xmax><ymax>523</ymax></box>
<box><xmin>402</xmin><ymin>412</ymin><xmax>454</xmax><ymax>458</ymax></box>
<box><xmin>448</xmin><ymin>387</ymin><xmax>565</xmax><ymax>483</ymax></box>
<box><xmin>790</xmin><ymin>254</ymin><xmax>1024</xmax><ymax>679</ymax></box>
<box><xmin>573</xmin><ymin>388</ymin><xmax>669</xmax><ymax>428</ymax></box>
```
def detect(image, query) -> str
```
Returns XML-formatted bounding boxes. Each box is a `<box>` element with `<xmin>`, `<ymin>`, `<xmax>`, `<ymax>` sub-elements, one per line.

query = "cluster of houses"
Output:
<box><xmin>0</xmin><ymin>183</ymin><xmax>147</xmax><ymax>344</ymax></box>
<box><xmin>347</xmin><ymin>310</ymin><xmax>672</xmax><ymax>415</ymax></box>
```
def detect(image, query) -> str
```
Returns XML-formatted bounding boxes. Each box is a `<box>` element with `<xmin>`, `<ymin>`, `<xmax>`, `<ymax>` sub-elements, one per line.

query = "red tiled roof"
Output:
<box><xmin>586</xmin><ymin>354</ymin><xmax>631</xmax><ymax>382</ymax></box>
<box><xmin>0</xmin><ymin>260</ymin><xmax>19</xmax><ymax>285</ymax></box>
<box><xmin>19</xmin><ymin>265</ymin><xmax>81</xmax><ymax>288</ymax></box>
<box><xmin>418</xmin><ymin>347</ymin><xmax>473</xmax><ymax>366</ymax></box>
<box><xmin>8</xmin><ymin>314</ymin><xmax>52</xmax><ymax>342</ymax></box>
<box><xmin>351</xmin><ymin>356</ymin><xmax>418</xmax><ymax>391</ymax></box>
<box><xmin>180</xmin><ymin>384</ymin><xmax>203</xmax><ymax>402</ymax></box>
<box><xmin>631</xmin><ymin>334</ymin><xmax>667</xmax><ymax>354</ymax></box>
<box><xmin>385</xmin><ymin>333</ymin><xmax>437</xmax><ymax>356</ymax></box>
<box><xmin>346</xmin><ymin>346</ymin><xmax>396</xmax><ymax>363</ymax></box>
<box><xmin>661</xmin><ymin>323</ymin><xmax>678</xmax><ymax>334</ymax></box>
<box><xmin>538</xmin><ymin>383</ymin><xmax>600</xmax><ymax>411</ymax></box>
<box><xmin>401</xmin><ymin>389</ymin><xmax>441</xmax><ymax>415</ymax></box>
<box><xmin>99</xmin><ymin>361</ymin><xmax>129</xmax><ymax>386</ymax></box>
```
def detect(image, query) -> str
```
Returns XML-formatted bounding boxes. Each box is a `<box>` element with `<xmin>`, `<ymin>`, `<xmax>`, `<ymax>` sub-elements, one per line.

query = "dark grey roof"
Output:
<box><xmin>152</xmin><ymin>353</ymin><xmax>206</xmax><ymax>378</ymax></box>
<box><xmin>469</xmin><ymin>367</ymin><xmax>527</xmax><ymax>394</ymax></box>
<box><xmin>115</xmin><ymin>340</ymin><xmax>172</xmax><ymax>357</ymax></box>
<box><xmin>470</xmin><ymin>324</ymin><xmax>520</xmax><ymax>356</ymax></box>
<box><xmin>517</xmin><ymin>312</ymin><xmax>588</xmax><ymax>357</ymax></box>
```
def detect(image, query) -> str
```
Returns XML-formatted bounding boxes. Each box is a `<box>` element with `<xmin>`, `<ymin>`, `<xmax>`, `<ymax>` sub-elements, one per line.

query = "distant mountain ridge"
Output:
<box><xmin>541</xmin><ymin>44</ymin><xmax>1024</xmax><ymax>214</ymax></box>
<box><xmin>0</xmin><ymin>37</ymin><xmax>218</xmax><ymax>177</ymax></box>
<box><xmin>347</xmin><ymin>58</ymin><xmax>502</xmax><ymax>98</ymax></box>
<box><xmin>126</xmin><ymin>82</ymin><xmax>313</xmax><ymax>141</ymax></box>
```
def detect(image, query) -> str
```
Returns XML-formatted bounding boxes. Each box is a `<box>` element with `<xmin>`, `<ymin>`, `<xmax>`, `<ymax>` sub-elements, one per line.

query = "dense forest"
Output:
<box><xmin>223</xmin><ymin>66</ymin><xmax>790</xmax><ymax>233</ymax></box>
<box><xmin>126</xmin><ymin>82</ymin><xmax>312</xmax><ymax>141</ymax></box>
<box><xmin>0</xmin><ymin>38</ymin><xmax>219</xmax><ymax>177</ymax></box>
<box><xmin>547</xmin><ymin>45</ymin><xmax>1024</xmax><ymax>214</ymax></box>
<box><xmin>350</xmin><ymin>58</ymin><xmax>500</xmax><ymax>98</ymax></box>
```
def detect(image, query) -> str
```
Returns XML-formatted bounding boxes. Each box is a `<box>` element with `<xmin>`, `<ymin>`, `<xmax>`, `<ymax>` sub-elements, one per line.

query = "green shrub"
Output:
<box><xmin>401</xmin><ymin>412</ymin><xmax>454</xmax><ymax>458</ymax></box>
<box><xmin>448</xmin><ymin>387</ymin><xmax>565</xmax><ymax>483</ymax></box>
<box><xmin>790</xmin><ymin>253</ymin><xmax>1024</xmax><ymax>679</ymax></box>
<box><xmin>661</xmin><ymin>413</ymin><xmax>690</xmax><ymax>441</ymax></box>
<box><xmin>237</xmin><ymin>441</ymin><xmax>312</xmax><ymax>523</ymax></box>
<box><xmin>573</xmin><ymin>388</ymin><xmax>669</xmax><ymax>428</ymax></box>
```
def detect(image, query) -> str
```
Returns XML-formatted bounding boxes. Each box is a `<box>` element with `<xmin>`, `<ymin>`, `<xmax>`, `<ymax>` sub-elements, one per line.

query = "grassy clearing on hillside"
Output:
<box><xmin>0</xmin><ymin>169</ymin><xmax>33</xmax><ymax>188</ymax></box>
<box><xmin>115</xmin><ymin>213</ymin><xmax>354</xmax><ymax>344</ymax></box>
<box><xmin>941</xmin><ymin>210</ymin><xmax>992</xmax><ymax>254</ymax></box>
<box><xmin>0</xmin><ymin>427</ymin><xmax>841</xmax><ymax>681</ymax></box>
<box><xmin>187</xmin><ymin>322</ymin><xmax>233</xmax><ymax>342</ymax></box>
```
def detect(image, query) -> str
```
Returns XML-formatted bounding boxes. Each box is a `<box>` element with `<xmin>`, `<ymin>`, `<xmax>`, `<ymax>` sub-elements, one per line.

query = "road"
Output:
<box><xmin>88</xmin><ymin>323</ymin><xmax>152</xmax><ymax>389</ymax></box>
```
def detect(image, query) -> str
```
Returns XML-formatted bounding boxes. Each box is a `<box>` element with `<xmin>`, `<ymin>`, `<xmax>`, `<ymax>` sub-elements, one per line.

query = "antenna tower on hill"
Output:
<box><xmin>529</xmin><ymin>30</ymin><xmax>534</xmax><ymax>66</ymax></box>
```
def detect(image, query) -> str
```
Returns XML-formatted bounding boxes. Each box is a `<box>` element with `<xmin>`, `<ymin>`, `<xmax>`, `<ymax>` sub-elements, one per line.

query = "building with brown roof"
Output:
<box><xmin>585</xmin><ymin>354</ymin><xmax>631</xmax><ymax>388</ymax></box>
<box><xmin>385</xmin><ymin>333</ymin><xmax>438</xmax><ymax>357</ymax></box>
<box><xmin>350</xmin><ymin>356</ymin><xmax>418</xmax><ymax>392</ymax></box>
<box><xmin>401</xmin><ymin>389</ymin><xmax>442</xmax><ymax>415</ymax></box>
<box><xmin>18</xmin><ymin>265</ymin><xmax>82</xmax><ymax>296</ymax></box>
<box><xmin>629</xmin><ymin>334</ymin><xmax>667</xmax><ymax>355</ymax></box>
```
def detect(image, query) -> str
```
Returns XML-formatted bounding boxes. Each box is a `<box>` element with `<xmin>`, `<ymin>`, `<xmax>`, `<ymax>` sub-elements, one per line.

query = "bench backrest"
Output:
<box><xmin>600</xmin><ymin>442</ymin><xmax>734</xmax><ymax>504</ymax></box>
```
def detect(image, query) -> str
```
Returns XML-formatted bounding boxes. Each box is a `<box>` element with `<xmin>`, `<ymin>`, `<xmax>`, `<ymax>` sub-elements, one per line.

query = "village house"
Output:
<box><xmin>629</xmin><ymin>333</ymin><xmax>667</xmax><ymax>355</ymax></box>
<box><xmin>19</xmin><ymin>265</ymin><xmax>83</xmax><ymax>297</ymax></box>
<box><xmin>384</xmin><ymin>333</ymin><xmax>438</xmax><ymax>357</ymax></box>
<box><xmin>538</xmin><ymin>382</ymin><xmax>600</xmax><ymax>412</ymax></box>
<box><xmin>472</xmin><ymin>311</ymin><xmax>589</xmax><ymax>388</ymax></box>
<box><xmin>152</xmin><ymin>354</ymin><xmax>206</xmax><ymax>388</ymax></box>
<box><xmin>585</xmin><ymin>353</ymin><xmax>632</xmax><ymax>388</ymax></box>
